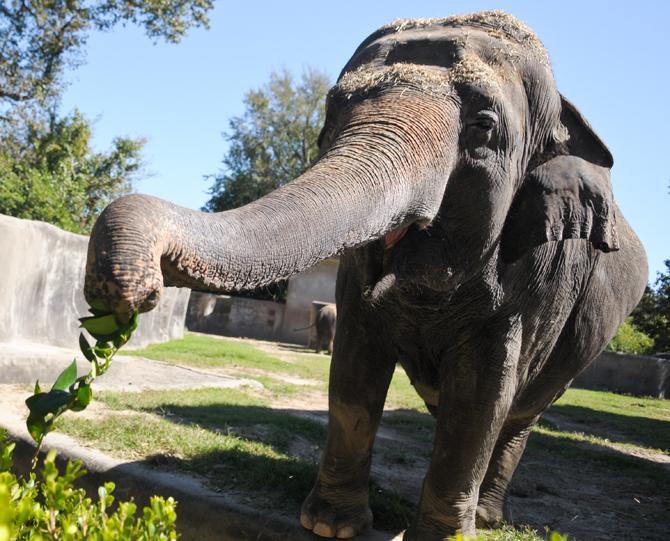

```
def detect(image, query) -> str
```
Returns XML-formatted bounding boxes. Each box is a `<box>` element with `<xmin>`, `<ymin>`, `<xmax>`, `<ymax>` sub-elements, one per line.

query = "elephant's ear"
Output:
<box><xmin>558</xmin><ymin>95</ymin><xmax>613</xmax><ymax>168</ymax></box>
<box><xmin>501</xmin><ymin>97</ymin><xmax>618</xmax><ymax>263</ymax></box>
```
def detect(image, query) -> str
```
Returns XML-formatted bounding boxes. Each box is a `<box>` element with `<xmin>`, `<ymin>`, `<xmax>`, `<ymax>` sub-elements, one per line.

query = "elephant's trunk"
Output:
<box><xmin>85</xmin><ymin>90</ymin><xmax>458</xmax><ymax>316</ymax></box>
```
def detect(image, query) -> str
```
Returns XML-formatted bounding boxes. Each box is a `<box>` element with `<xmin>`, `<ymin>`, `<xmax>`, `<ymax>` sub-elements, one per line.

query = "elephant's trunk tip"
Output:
<box><xmin>84</xmin><ymin>194</ymin><xmax>167</xmax><ymax>319</ymax></box>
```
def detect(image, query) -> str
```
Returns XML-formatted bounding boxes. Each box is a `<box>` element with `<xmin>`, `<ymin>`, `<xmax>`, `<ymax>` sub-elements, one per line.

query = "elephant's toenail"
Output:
<box><xmin>300</xmin><ymin>512</ymin><xmax>314</xmax><ymax>530</ymax></box>
<box><xmin>313</xmin><ymin>522</ymin><xmax>336</xmax><ymax>537</ymax></box>
<box><xmin>336</xmin><ymin>525</ymin><xmax>356</xmax><ymax>538</ymax></box>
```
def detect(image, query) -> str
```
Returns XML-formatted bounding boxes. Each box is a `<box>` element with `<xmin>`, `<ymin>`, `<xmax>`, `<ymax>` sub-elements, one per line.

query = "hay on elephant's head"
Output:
<box><xmin>380</xmin><ymin>10</ymin><xmax>548</xmax><ymax>65</ymax></box>
<box><xmin>335</xmin><ymin>56</ymin><xmax>501</xmax><ymax>99</ymax></box>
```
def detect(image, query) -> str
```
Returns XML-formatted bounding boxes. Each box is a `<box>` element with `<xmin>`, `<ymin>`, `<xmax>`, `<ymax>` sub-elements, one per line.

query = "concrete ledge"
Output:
<box><xmin>573</xmin><ymin>351</ymin><xmax>670</xmax><ymax>398</ymax></box>
<box><xmin>0</xmin><ymin>343</ymin><xmax>262</xmax><ymax>391</ymax></box>
<box><xmin>1</xmin><ymin>407</ymin><xmax>402</xmax><ymax>541</ymax></box>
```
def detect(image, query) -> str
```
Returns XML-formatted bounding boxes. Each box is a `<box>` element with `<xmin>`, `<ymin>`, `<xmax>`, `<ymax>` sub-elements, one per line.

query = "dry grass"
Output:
<box><xmin>379</xmin><ymin>10</ymin><xmax>547</xmax><ymax>63</ymax></box>
<box><xmin>334</xmin><ymin>10</ymin><xmax>553</xmax><ymax>100</ymax></box>
<box><xmin>335</xmin><ymin>56</ymin><xmax>500</xmax><ymax>99</ymax></box>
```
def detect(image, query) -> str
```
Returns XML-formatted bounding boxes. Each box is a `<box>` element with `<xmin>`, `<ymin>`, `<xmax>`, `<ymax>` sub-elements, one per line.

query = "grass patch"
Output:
<box><xmin>477</xmin><ymin>525</ymin><xmax>546</xmax><ymax>540</ymax></box>
<box><xmin>550</xmin><ymin>389</ymin><xmax>670</xmax><ymax>453</ymax></box>
<box><xmin>96</xmin><ymin>388</ymin><xmax>326</xmax><ymax>452</ymax></box>
<box><xmin>387</xmin><ymin>368</ymin><xmax>429</xmax><ymax>412</ymax></box>
<box><xmin>57</xmin><ymin>404</ymin><xmax>413</xmax><ymax>533</ymax></box>
<box><xmin>121</xmin><ymin>334</ymin><xmax>331</xmax><ymax>380</ymax></box>
<box><xmin>123</xmin><ymin>333</ymin><xmax>428</xmax><ymax>412</ymax></box>
<box><xmin>57</xmin><ymin>412</ymin><xmax>316</xmax><ymax>497</ymax></box>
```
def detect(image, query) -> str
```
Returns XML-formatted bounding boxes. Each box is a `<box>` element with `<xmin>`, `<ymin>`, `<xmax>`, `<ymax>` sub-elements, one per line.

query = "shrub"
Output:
<box><xmin>607</xmin><ymin>318</ymin><xmax>654</xmax><ymax>355</ymax></box>
<box><xmin>0</xmin><ymin>431</ymin><xmax>178</xmax><ymax>540</ymax></box>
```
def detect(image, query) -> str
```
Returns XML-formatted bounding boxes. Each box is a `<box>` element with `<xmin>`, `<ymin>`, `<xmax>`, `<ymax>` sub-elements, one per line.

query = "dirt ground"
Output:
<box><xmin>236</xmin><ymin>339</ymin><xmax>670</xmax><ymax>541</ymax></box>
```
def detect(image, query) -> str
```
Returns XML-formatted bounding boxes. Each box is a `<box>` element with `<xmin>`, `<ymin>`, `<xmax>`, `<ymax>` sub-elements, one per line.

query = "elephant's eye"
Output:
<box><xmin>469</xmin><ymin>111</ymin><xmax>498</xmax><ymax>131</ymax></box>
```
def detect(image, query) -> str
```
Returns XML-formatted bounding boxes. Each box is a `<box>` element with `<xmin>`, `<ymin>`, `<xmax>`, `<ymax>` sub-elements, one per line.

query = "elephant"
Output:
<box><xmin>83</xmin><ymin>10</ymin><xmax>648</xmax><ymax>540</ymax></box>
<box><xmin>314</xmin><ymin>303</ymin><xmax>337</xmax><ymax>354</ymax></box>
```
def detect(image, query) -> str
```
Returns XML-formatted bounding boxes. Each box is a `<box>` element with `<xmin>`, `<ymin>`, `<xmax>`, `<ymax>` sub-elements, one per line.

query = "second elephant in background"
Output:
<box><xmin>314</xmin><ymin>304</ymin><xmax>336</xmax><ymax>354</ymax></box>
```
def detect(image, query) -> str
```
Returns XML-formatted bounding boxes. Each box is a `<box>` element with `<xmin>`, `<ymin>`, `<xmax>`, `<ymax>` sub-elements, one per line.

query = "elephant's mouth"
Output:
<box><xmin>384</xmin><ymin>226</ymin><xmax>410</xmax><ymax>250</ymax></box>
<box><xmin>362</xmin><ymin>225</ymin><xmax>413</xmax><ymax>303</ymax></box>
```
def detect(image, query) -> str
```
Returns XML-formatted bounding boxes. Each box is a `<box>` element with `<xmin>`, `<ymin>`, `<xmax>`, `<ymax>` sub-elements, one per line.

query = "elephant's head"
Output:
<box><xmin>85</xmin><ymin>11</ymin><xmax>618</xmax><ymax>317</ymax></box>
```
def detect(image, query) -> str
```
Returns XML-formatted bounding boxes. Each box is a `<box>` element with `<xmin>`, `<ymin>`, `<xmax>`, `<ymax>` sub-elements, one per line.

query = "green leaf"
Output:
<box><xmin>79</xmin><ymin>314</ymin><xmax>120</xmax><ymax>337</ymax></box>
<box><xmin>113</xmin><ymin>330</ymin><xmax>130</xmax><ymax>349</ymax></box>
<box><xmin>94</xmin><ymin>343</ymin><xmax>114</xmax><ymax>359</ymax></box>
<box><xmin>79</xmin><ymin>333</ymin><xmax>97</xmax><ymax>363</ymax></box>
<box><xmin>34</xmin><ymin>380</ymin><xmax>41</xmax><ymax>394</ymax></box>
<box><xmin>26</xmin><ymin>390</ymin><xmax>71</xmax><ymax>418</ymax></box>
<box><xmin>51</xmin><ymin>360</ymin><xmax>77</xmax><ymax>392</ymax></box>
<box><xmin>88</xmin><ymin>298</ymin><xmax>111</xmax><ymax>312</ymax></box>
<box><xmin>70</xmin><ymin>384</ymin><xmax>92</xmax><ymax>412</ymax></box>
<box><xmin>26</xmin><ymin>412</ymin><xmax>50</xmax><ymax>443</ymax></box>
<box><xmin>128</xmin><ymin>310</ymin><xmax>139</xmax><ymax>332</ymax></box>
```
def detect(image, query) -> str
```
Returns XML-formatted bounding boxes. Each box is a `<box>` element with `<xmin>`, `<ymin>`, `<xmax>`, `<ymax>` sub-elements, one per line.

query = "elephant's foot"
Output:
<box><xmin>402</xmin><ymin>518</ymin><xmax>476</xmax><ymax>541</ymax></box>
<box><xmin>300</xmin><ymin>484</ymin><xmax>372</xmax><ymax>539</ymax></box>
<box><xmin>475</xmin><ymin>502</ymin><xmax>504</xmax><ymax>529</ymax></box>
<box><xmin>475</xmin><ymin>495</ymin><xmax>510</xmax><ymax>529</ymax></box>
<box><xmin>403</xmin><ymin>495</ymin><xmax>477</xmax><ymax>541</ymax></box>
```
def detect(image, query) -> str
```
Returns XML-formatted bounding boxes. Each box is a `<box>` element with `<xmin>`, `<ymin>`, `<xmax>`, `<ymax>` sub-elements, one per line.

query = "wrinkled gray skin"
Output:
<box><xmin>315</xmin><ymin>304</ymin><xmax>337</xmax><ymax>354</ymax></box>
<box><xmin>84</xmin><ymin>12</ymin><xmax>647</xmax><ymax>540</ymax></box>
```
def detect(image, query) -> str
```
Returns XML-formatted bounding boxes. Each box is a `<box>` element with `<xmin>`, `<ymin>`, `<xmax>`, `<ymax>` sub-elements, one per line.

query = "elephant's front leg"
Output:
<box><xmin>301</xmin><ymin>305</ymin><xmax>395</xmax><ymax>538</ymax></box>
<box><xmin>406</xmin><ymin>318</ymin><xmax>521</xmax><ymax>540</ymax></box>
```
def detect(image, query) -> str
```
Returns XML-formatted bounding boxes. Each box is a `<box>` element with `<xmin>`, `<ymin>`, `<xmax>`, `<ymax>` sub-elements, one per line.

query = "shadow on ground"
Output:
<box><xmin>94</xmin><ymin>399</ymin><xmax>670</xmax><ymax>540</ymax></box>
<box><xmin>546</xmin><ymin>403</ymin><xmax>670</xmax><ymax>451</ymax></box>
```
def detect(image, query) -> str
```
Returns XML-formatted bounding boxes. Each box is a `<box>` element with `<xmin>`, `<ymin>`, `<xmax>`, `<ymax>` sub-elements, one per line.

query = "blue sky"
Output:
<box><xmin>61</xmin><ymin>1</ymin><xmax>669</xmax><ymax>282</ymax></box>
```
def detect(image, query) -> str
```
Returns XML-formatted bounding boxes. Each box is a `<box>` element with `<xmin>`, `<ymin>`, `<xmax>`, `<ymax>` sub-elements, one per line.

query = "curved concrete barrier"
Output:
<box><xmin>574</xmin><ymin>351</ymin><xmax>670</xmax><ymax>398</ymax></box>
<box><xmin>0</xmin><ymin>214</ymin><xmax>189</xmax><ymax>350</ymax></box>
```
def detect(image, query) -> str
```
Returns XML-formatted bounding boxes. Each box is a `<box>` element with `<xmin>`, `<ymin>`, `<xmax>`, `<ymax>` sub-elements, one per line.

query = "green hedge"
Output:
<box><xmin>0</xmin><ymin>431</ymin><xmax>178</xmax><ymax>540</ymax></box>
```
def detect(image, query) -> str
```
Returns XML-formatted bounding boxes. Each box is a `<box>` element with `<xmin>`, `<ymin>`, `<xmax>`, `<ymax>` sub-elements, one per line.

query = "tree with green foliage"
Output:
<box><xmin>0</xmin><ymin>0</ymin><xmax>213</xmax><ymax>108</ymax></box>
<box><xmin>204</xmin><ymin>68</ymin><xmax>331</xmax><ymax>212</ymax></box>
<box><xmin>0</xmin><ymin>0</ymin><xmax>213</xmax><ymax>232</ymax></box>
<box><xmin>606</xmin><ymin>317</ymin><xmax>654</xmax><ymax>355</ymax></box>
<box><xmin>0</xmin><ymin>110</ymin><xmax>144</xmax><ymax>233</ymax></box>
<box><xmin>630</xmin><ymin>260</ymin><xmax>670</xmax><ymax>353</ymax></box>
<box><xmin>203</xmin><ymin>68</ymin><xmax>331</xmax><ymax>301</ymax></box>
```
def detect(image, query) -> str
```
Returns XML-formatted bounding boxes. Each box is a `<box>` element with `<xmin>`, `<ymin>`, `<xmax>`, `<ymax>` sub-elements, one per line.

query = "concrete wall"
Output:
<box><xmin>280</xmin><ymin>258</ymin><xmax>338</xmax><ymax>345</ymax></box>
<box><xmin>187</xmin><ymin>292</ymin><xmax>285</xmax><ymax>341</ymax></box>
<box><xmin>0</xmin><ymin>214</ymin><xmax>190</xmax><ymax>350</ymax></box>
<box><xmin>185</xmin><ymin>258</ymin><xmax>339</xmax><ymax>345</ymax></box>
<box><xmin>573</xmin><ymin>351</ymin><xmax>670</xmax><ymax>398</ymax></box>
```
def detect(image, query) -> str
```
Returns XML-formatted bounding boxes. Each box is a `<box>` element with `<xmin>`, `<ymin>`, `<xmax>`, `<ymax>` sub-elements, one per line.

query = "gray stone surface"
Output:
<box><xmin>281</xmin><ymin>258</ymin><xmax>338</xmax><ymax>345</ymax></box>
<box><xmin>0</xmin><ymin>213</ymin><xmax>190</xmax><ymax>350</ymax></box>
<box><xmin>573</xmin><ymin>351</ymin><xmax>670</xmax><ymax>398</ymax></box>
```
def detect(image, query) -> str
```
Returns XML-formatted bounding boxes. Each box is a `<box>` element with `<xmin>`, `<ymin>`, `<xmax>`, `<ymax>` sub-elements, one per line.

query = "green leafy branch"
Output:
<box><xmin>25</xmin><ymin>301</ymin><xmax>138</xmax><ymax>463</ymax></box>
<box><xmin>0</xmin><ymin>431</ymin><xmax>178</xmax><ymax>539</ymax></box>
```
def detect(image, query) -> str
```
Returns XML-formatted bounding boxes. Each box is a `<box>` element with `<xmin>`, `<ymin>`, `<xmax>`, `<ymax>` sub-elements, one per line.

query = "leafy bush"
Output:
<box><xmin>0</xmin><ymin>431</ymin><xmax>178</xmax><ymax>540</ymax></box>
<box><xmin>607</xmin><ymin>318</ymin><xmax>654</xmax><ymax>355</ymax></box>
